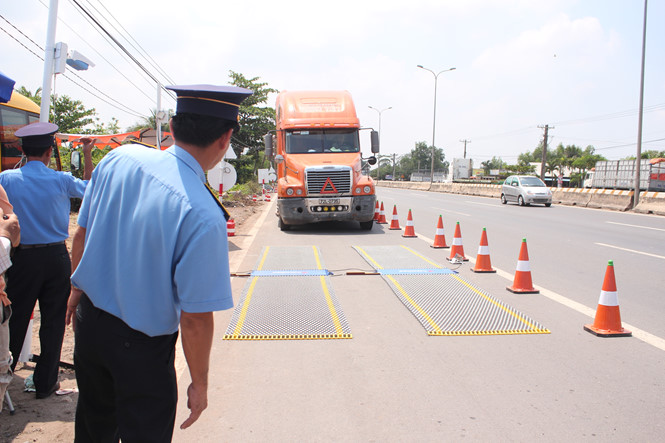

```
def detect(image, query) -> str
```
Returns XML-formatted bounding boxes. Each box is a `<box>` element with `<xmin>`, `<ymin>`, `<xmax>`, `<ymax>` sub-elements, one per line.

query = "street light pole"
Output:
<box><xmin>368</xmin><ymin>105</ymin><xmax>392</xmax><ymax>179</ymax></box>
<box><xmin>633</xmin><ymin>0</ymin><xmax>648</xmax><ymax>209</ymax></box>
<box><xmin>40</xmin><ymin>0</ymin><xmax>60</xmax><ymax>122</ymax></box>
<box><xmin>417</xmin><ymin>65</ymin><xmax>455</xmax><ymax>184</ymax></box>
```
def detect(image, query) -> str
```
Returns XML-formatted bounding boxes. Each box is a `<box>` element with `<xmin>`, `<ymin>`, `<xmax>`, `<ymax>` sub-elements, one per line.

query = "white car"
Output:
<box><xmin>501</xmin><ymin>175</ymin><xmax>552</xmax><ymax>207</ymax></box>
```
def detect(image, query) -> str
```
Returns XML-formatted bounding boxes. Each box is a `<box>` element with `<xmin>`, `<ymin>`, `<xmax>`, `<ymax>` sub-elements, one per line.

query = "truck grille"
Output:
<box><xmin>306</xmin><ymin>167</ymin><xmax>352</xmax><ymax>196</ymax></box>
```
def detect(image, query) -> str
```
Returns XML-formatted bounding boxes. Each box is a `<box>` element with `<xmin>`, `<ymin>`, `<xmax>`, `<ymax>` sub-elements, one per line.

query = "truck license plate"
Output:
<box><xmin>318</xmin><ymin>198</ymin><xmax>340</xmax><ymax>205</ymax></box>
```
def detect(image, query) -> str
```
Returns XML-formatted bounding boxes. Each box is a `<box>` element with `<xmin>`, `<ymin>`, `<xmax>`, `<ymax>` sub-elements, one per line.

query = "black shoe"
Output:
<box><xmin>36</xmin><ymin>382</ymin><xmax>60</xmax><ymax>399</ymax></box>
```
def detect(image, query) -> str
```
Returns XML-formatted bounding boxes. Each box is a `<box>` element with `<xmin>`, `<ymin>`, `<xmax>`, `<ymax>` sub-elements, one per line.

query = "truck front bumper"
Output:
<box><xmin>278</xmin><ymin>195</ymin><xmax>376</xmax><ymax>225</ymax></box>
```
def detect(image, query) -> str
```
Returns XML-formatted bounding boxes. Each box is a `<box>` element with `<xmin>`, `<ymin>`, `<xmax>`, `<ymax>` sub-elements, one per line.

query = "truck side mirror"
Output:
<box><xmin>264</xmin><ymin>133</ymin><xmax>273</xmax><ymax>158</ymax></box>
<box><xmin>71</xmin><ymin>150</ymin><xmax>80</xmax><ymax>171</ymax></box>
<box><xmin>274</xmin><ymin>154</ymin><xmax>284</xmax><ymax>165</ymax></box>
<box><xmin>367</xmin><ymin>156</ymin><xmax>377</xmax><ymax>166</ymax></box>
<box><xmin>370</xmin><ymin>130</ymin><xmax>380</xmax><ymax>154</ymax></box>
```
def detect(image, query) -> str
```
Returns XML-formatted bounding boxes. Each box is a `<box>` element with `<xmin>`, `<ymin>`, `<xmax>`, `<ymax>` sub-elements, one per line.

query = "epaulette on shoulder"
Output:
<box><xmin>204</xmin><ymin>183</ymin><xmax>231</xmax><ymax>221</ymax></box>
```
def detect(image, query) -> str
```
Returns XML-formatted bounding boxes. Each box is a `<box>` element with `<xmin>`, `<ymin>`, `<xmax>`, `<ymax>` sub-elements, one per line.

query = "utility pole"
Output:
<box><xmin>392</xmin><ymin>153</ymin><xmax>397</xmax><ymax>181</ymax></box>
<box><xmin>538</xmin><ymin>125</ymin><xmax>553</xmax><ymax>181</ymax></box>
<box><xmin>633</xmin><ymin>0</ymin><xmax>648</xmax><ymax>209</ymax></box>
<box><xmin>460</xmin><ymin>139</ymin><xmax>471</xmax><ymax>159</ymax></box>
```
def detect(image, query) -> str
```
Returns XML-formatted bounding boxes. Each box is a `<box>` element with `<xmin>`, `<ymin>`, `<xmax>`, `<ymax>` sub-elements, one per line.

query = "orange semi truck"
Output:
<box><xmin>264</xmin><ymin>90</ymin><xmax>379</xmax><ymax>230</ymax></box>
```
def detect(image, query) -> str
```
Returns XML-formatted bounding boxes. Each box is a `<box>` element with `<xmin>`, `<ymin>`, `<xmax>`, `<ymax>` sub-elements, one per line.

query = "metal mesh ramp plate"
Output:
<box><xmin>354</xmin><ymin>245</ymin><xmax>550</xmax><ymax>336</ymax></box>
<box><xmin>224</xmin><ymin>246</ymin><xmax>352</xmax><ymax>340</ymax></box>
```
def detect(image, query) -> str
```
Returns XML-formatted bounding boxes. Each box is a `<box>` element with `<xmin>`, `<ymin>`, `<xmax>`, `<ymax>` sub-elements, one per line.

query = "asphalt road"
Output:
<box><xmin>173</xmin><ymin>190</ymin><xmax>665</xmax><ymax>442</ymax></box>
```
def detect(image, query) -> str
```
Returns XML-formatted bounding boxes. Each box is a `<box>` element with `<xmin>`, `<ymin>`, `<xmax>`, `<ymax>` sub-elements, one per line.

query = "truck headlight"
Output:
<box><xmin>286</xmin><ymin>188</ymin><xmax>294</xmax><ymax>196</ymax></box>
<box><xmin>296</xmin><ymin>189</ymin><xmax>303</xmax><ymax>196</ymax></box>
<box><xmin>355</xmin><ymin>187</ymin><xmax>361</xmax><ymax>194</ymax></box>
<box><xmin>363</xmin><ymin>186</ymin><xmax>371</xmax><ymax>194</ymax></box>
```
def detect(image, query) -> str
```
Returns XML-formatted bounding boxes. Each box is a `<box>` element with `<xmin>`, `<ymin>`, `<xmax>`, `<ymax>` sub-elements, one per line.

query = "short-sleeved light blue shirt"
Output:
<box><xmin>0</xmin><ymin>161</ymin><xmax>87</xmax><ymax>244</ymax></box>
<box><xmin>71</xmin><ymin>144</ymin><xmax>234</xmax><ymax>336</ymax></box>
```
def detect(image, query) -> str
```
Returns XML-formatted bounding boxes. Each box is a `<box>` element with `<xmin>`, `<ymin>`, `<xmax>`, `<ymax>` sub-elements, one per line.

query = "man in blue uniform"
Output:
<box><xmin>66</xmin><ymin>84</ymin><xmax>252</xmax><ymax>442</ymax></box>
<box><xmin>0</xmin><ymin>122</ymin><xmax>93</xmax><ymax>399</ymax></box>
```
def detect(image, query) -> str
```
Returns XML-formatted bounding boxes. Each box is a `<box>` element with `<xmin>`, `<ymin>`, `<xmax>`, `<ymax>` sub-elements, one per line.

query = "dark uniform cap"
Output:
<box><xmin>166</xmin><ymin>84</ymin><xmax>253</xmax><ymax>122</ymax></box>
<box><xmin>14</xmin><ymin>122</ymin><xmax>59</xmax><ymax>149</ymax></box>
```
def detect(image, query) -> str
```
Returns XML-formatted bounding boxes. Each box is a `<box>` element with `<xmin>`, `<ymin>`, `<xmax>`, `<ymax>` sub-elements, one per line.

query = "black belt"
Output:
<box><xmin>17</xmin><ymin>241</ymin><xmax>65</xmax><ymax>250</ymax></box>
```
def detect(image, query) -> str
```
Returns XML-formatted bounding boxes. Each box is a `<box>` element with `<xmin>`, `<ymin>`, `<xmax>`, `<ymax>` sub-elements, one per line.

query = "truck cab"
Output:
<box><xmin>265</xmin><ymin>90</ymin><xmax>379</xmax><ymax>230</ymax></box>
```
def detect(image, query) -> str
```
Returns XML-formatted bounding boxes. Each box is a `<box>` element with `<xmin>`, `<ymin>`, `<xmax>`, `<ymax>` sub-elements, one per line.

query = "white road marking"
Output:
<box><xmin>467</xmin><ymin>201</ymin><xmax>501</xmax><ymax>207</ymax></box>
<box><xmin>606</xmin><ymin>221</ymin><xmax>665</xmax><ymax>232</ymax></box>
<box><xmin>433</xmin><ymin>208</ymin><xmax>471</xmax><ymax>217</ymax></box>
<box><xmin>595</xmin><ymin>242</ymin><xmax>665</xmax><ymax>260</ymax></box>
<box><xmin>416</xmin><ymin>231</ymin><xmax>665</xmax><ymax>353</ymax></box>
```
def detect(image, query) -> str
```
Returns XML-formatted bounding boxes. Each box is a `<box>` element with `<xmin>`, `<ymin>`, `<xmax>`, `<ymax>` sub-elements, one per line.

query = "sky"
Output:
<box><xmin>2</xmin><ymin>0</ymin><xmax>664</xmax><ymax>168</ymax></box>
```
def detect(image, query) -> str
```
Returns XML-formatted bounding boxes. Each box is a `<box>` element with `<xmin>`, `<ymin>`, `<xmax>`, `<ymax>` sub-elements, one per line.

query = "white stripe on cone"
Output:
<box><xmin>477</xmin><ymin>245</ymin><xmax>490</xmax><ymax>255</ymax></box>
<box><xmin>436</xmin><ymin>228</ymin><xmax>445</xmax><ymax>235</ymax></box>
<box><xmin>598</xmin><ymin>290</ymin><xmax>619</xmax><ymax>307</ymax></box>
<box><xmin>452</xmin><ymin>237</ymin><xmax>463</xmax><ymax>245</ymax></box>
<box><xmin>516</xmin><ymin>260</ymin><xmax>530</xmax><ymax>272</ymax></box>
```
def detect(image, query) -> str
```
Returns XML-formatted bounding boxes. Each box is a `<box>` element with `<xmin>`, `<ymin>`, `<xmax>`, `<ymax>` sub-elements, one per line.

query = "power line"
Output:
<box><xmin>1</xmin><ymin>12</ymin><xmax>146</xmax><ymax>118</ymax></box>
<box><xmin>0</xmin><ymin>22</ymin><xmax>44</xmax><ymax>61</ymax></box>
<box><xmin>68</xmin><ymin>0</ymin><xmax>175</xmax><ymax>102</ymax></box>
<box><xmin>553</xmin><ymin>102</ymin><xmax>665</xmax><ymax>126</ymax></box>
<box><xmin>87</xmin><ymin>0</ymin><xmax>177</xmax><ymax>87</ymax></box>
<box><xmin>58</xmin><ymin>0</ymin><xmax>160</xmax><ymax>102</ymax></box>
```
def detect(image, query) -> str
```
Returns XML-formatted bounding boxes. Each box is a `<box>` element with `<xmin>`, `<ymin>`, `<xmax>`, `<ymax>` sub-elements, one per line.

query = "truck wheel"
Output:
<box><xmin>501</xmin><ymin>194</ymin><xmax>507</xmax><ymax>204</ymax></box>
<box><xmin>518</xmin><ymin>195</ymin><xmax>525</xmax><ymax>206</ymax></box>
<box><xmin>359</xmin><ymin>220</ymin><xmax>373</xmax><ymax>230</ymax></box>
<box><xmin>278</xmin><ymin>217</ymin><xmax>290</xmax><ymax>231</ymax></box>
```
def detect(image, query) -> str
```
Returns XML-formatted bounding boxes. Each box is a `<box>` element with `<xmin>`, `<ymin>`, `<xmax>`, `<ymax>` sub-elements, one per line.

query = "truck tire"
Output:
<box><xmin>278</xmin><ymin>217</ymin><xmax>290</xmax><ymax>231</ymax></box>
<box><xmin>359</xmin><ymin>220</ymin><xmax>373</xmax><ymax>230</ymax></box>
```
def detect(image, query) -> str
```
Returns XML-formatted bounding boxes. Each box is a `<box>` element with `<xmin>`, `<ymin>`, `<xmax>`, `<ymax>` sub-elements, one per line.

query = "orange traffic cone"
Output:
<box><xmin>227</xmin><ymin>218</ymin><xmax>235</xmax><ymax>237</ymax></box>
<box><xmin>506</xmin><ymin>238</ymin><xmax>539</xmax><ymax>293</ymax></box>
<box><xmin>584</xmin><ymin>261</ymin><xmax>631</xmax><ymax>337</ymax></box>
<box><xmin>430</xmin><ymin>215</ymin><xmax>449</xmax><ymax>248</ymax></box>
<box><xmin>389</xmin><ymin>205</ymin><xmax>401</xmax><ymax>230</ymax></box>
<box><xmin>373</xmin><ymin>200</ymin><xmax>380</xmax><ymax>221</ymax></box>
<box><xmin>471</xmin><ymin>228</ymin><xmax>496</xmax><ymax>273</ymax></box>
<box><xmin>446</xmin><ymin>222</ymin><xmax>468</xmax><ymax>262</ymax></box>
<box><xmin>265</xmin><ymin>193</ymin><xmax>271</xmax><ymax>202</ymax></box>
<box><xmin>377</xmin><ymin>202</ymin><xmax>388</xmax><ymax>224</ymax></box>
<box><xmin>402</xmin><ymin>209</ymin><xmax>417</xmax><ymax>238</ymax></box>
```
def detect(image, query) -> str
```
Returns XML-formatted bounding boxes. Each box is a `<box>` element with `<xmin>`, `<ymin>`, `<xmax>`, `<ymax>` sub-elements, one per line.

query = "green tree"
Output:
<box><xmin>50</xmin><ymin>95</ymin><xmax>96</xmax><ymax>133</ymax></box>
<box><xmin>16</xmin><ymin>86</ymin><xmax>42</xmax><ymax>104</ymax></box>
<box><xmin>126</xmin><ymin>108</ymin><xmax>174</xmax><ymax>133</ymax></box>
<box><xmin>88</xmin><ymin>117</ymin><xmax>120</xmax><ymax>135</ymax></box>
<box><xmin>480</xmin><ymin>156</ymin><xmax>505</xmax><ymax>175</ymax></box>
<box><xmin>16</xmin><ymin>85</ymin><xmax>121</xmax><ymax>134</ymax></box>
<box><xmin>227</xmin><ymin>71</ymin><xmax>278</xmax><ymax>184</ymax></box>
<box><xmin>397</xmin><ymin>141</ymin><xmax>448</xmax><ymax>179</ymax></box>
<box><xmin>640</xmin><ymin>150</ymin><xmax>665</xmax><ymax>159</ymax></box>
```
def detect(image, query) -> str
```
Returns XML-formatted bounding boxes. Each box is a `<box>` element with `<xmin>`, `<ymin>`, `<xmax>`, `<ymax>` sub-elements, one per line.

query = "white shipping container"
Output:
<box><xmin>453</xmin><ymin>158</ymin><xmax>473</xmax><ymax>180</ymax></box>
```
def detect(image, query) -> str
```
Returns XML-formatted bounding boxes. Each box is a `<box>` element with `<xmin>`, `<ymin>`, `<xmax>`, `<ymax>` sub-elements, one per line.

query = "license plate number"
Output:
<box><xmin>318</xmin><ymin>198</ymin><xmax>340</xmax><ymax>205</ymax></box>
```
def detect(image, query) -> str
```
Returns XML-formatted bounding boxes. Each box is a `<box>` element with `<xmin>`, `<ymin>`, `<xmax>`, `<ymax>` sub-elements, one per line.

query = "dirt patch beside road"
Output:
<box><xmin>1</xmin><ymin>200</ymin><xmax>266</xmax><ymax>442</ymax></box>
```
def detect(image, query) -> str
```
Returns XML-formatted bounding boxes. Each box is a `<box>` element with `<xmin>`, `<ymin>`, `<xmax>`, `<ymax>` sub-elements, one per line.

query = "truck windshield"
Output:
<box><xmin>286</xmin><ymin>129</ymin><xmax>359</xmax><ymax>154</ymax></box>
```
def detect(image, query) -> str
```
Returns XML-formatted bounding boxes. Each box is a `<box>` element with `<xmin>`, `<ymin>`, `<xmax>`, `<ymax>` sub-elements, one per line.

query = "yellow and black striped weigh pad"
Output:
<box><xmin>353</xmin><ymin>245</ymin><xmax>550</xmax><ymax>336</ymax></box>
<box><xmin>224</xmin><ymin>246</ymin><xmax>352</xmax><ymax>340</ymax></box>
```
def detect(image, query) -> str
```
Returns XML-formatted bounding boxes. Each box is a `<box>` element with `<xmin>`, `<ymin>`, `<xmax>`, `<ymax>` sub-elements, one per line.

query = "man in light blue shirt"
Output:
<box><xmin>67</xmin><ymin>84</ymin><xmax>252</xmax><ymax>442</ymax></box>
<box><xmin>0</xmin><ymin>122</ymin><xmax>93</xmax><ymax>399</ymax></box>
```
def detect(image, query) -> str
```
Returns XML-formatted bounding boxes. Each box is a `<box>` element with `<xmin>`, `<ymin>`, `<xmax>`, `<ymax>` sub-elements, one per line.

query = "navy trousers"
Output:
<box><xmin>7</xmin><ymin>243</ymin><xmax>70</xmax><ymax>395</ymax></box>
<box><xmin>74</xmin><ymin>294</ymin><xmax>178</xmax><ymax>443</ymax></box>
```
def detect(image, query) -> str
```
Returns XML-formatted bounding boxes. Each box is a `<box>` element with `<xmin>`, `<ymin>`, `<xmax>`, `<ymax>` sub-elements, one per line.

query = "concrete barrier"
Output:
<box><xmin>376</xmin><ymin>181</ymin><xmax>664</xmax><ymax>214</ymax></box>
<box><xmin>634</xmin><ymin>191</ymin><xmax>665</xmax><ymax>216</ymax></box>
